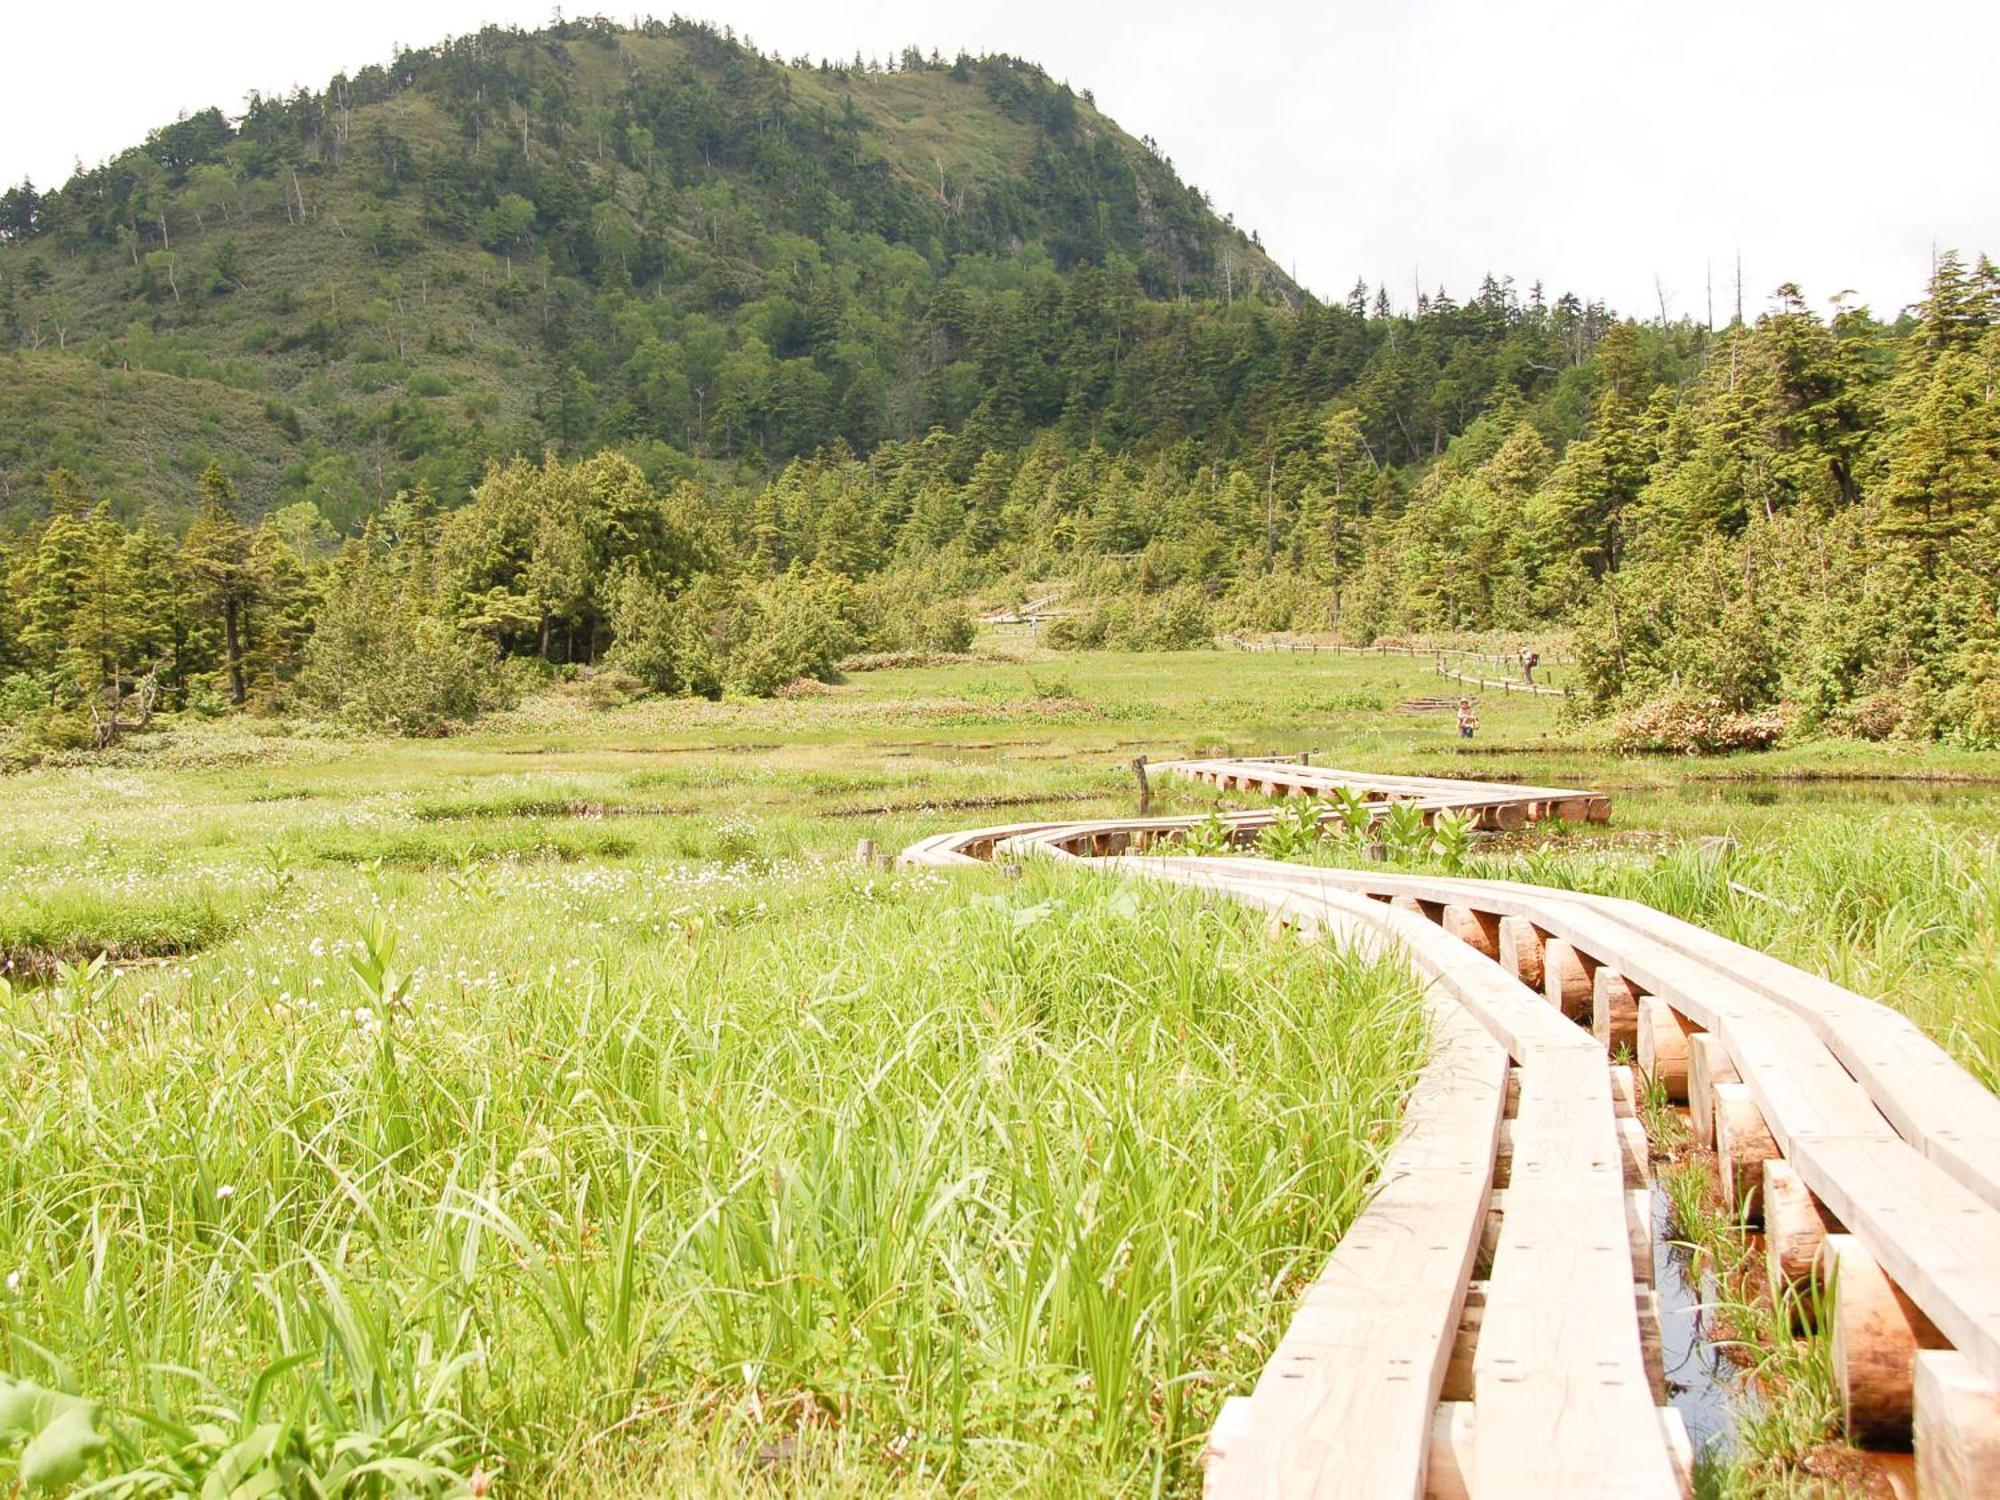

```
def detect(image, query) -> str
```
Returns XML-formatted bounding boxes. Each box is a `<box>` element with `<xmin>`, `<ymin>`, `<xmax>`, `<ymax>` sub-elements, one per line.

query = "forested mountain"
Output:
<box><xmin>0</xmin><ymin>17</ymin><xmax>1995</xmax><ymax>758</ymax></box>
<box><xmin>0</xmin><ymin>15</ymin><xmax>1297</xmax><ymax>521</ymax></box>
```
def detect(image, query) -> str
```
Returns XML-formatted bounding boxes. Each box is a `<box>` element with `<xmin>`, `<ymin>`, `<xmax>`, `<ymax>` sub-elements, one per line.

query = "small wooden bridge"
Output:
<box><xmin>901</xmin><ymin>759</ymin><xmax>2000</xmax><ymax>1498</ymax></box>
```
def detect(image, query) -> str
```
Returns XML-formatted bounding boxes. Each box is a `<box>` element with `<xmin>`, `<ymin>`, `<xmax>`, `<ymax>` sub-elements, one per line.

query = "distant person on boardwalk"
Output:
<box><xmin>1457</xmin><ymin>697</ymin><xmax>1478</xmax><ymax>739</ymax></box>
<box><xmin>1520</xmin><ymin>647</ymin><xmax>1540</xmax><ymax>685</ymax></box>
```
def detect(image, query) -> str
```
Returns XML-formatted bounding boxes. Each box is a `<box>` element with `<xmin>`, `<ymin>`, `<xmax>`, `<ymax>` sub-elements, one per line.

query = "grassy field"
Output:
<box><xmin>2</xmin><ymin>644</ymin><xmax>1997</xmax><ymax>1495</ymax></box>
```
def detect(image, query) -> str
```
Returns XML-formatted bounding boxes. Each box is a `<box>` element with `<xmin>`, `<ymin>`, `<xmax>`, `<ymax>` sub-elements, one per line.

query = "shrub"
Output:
<box><xmin>301</xmin><ymin>558</ymin><xmax>518</xmax><ymax>736</ymax></box>
<box><xmin>580</xmin><ymin>667</ymin><xmax>649</xmax><ymax>709</ymax></box>
<box><xmin>1608</xmin><ymin>691</ymin><xmax>1788</xmax><ymax>755</ymax></box>
<box><xmin>914</xmin><ymin>602</ymin><xmax>976</xmax><ymax>653</ymax></box>
<box><xmin>604</xmin><ymin>574</ymin><xmax>724</xmax><ymax>699</ymax></box>
<box><xmin>723</xmin><ymin>567</ymin><xmax>859</xmax><ymax>696</ymax></box>
<box><xmin>1930</xmin><ymin>649</ymin><xmax>2000</xmax><ymax>750</ymax></box>
<box><xmin>0</xmin><ymin>673</ymin><xmax>46</xmax><ymax>723</ymax></box>
<box><xmin>1047</xmin><ymin>587</ymin><xmax>1213</xmax><ymax>652</ymax></box>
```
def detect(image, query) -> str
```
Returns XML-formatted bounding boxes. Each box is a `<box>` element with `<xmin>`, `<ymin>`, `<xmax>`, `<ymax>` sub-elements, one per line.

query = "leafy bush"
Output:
<box><xmin>723</xmin><ymin>567</ymin><xmax>860</xmax><ymax>696</ymax></box>
<box><xmin>1257</xmin><ymin>798</ymin><xmax>1328</xmax><ymax>860</ymax></box>
<box><xmin>302</xmin><ymin>612</ymin><xmax>516</xmax><ymax>736</ymax></box>
<box><xmin>914</xmin><ymin>602</ymin><xmax>977</xmax><ymax>653</ymax></box>
<box><xmin>0</xmin><ymin>673</ymin><xmax>46</xmax><ymax>723</ymax></box>
<box><xmin>301</xmin><ymin>540</ymin><xmax>518</xmax><ymax>735</ymax></box>
<box><xmin>1608</xmin><ymin>691</ymin><xmax>1788</xmax><ymax>754</ymax></box>
<box><xmin>1048</xmin><ymin>586</ymin><xmax>1213</xmax><ymax>652</ymax></box>
<box><xmin>604</xmin><ymin>574</ymin><xmax>724</xmax><ymax>699</ymax></box>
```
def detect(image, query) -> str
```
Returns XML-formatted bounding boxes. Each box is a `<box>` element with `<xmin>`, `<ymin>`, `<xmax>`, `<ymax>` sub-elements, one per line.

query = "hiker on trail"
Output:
<box><xmin>1520</xmin><ymin>646</ymin><xmax>1540</xmax><ymax>685</ymax></box>
<box><xmin>1457</xmin><ymin>697</ymin><xmax>1478</xmax><ymax>739</ymax></box>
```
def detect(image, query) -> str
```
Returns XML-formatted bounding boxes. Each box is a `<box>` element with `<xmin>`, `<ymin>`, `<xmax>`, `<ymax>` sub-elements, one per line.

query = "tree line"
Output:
<box><xmin>0</xmin><ymin>253</ymin><xmax>1993</xmax><ymax>756</ymax></box>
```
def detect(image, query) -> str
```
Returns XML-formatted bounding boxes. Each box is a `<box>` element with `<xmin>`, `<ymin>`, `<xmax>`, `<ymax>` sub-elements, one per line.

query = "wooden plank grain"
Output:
<box><xmin>1474</xmin><ymin>1049</ymin><xmax>1681</xmax><ymax>1498</ymax></box>
<box><xmin>1202</xmin><ymin>972</ymin><xmax>1508</xmax><ymax>1496</ymax></box>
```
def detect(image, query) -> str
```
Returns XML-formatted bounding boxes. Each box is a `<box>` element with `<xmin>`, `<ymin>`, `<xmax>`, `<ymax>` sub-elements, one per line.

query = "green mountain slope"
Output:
<box><xmin>0</xmin><ymin>17</ymin><xmax>1295</xmax><ymax>522</ymax></box>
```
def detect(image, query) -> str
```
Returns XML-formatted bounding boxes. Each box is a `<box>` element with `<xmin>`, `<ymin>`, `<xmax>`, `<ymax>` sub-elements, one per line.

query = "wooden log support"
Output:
<box><xmin>1542</xmin><ymin>936</ymin><xmax>1596</xmax><ymax>1021</ymax></box>
<box><xmin>1686</xmin><ymin>1033</ymin><xmax>1739</xmax><ymax>1151</ymax></box>
<box><xmin>1713</xmin><ymin>1082</ymin><xmax>1779</xmax><ymax>1223</ymax></box>
<box><xmin>1610</xmin><ymin>1064</ymin><xmax>1638</xmax><ymax>1120</ymax></box>
<box><xmin>1825</xmin><ymin>1233</ymin><xmax>1949</xmax><ymax>1448</ymax></box>
<box><xmin>1764</xmin><ymin>1158</ymin><xmax>1837</xmax><ymax>1296</ymax></box>
<box><xmin>1473</xmin><ymin>800</ymin><xmax>1528</xmax><ymax>832</ymax></box>
<box><xmin>1592</xmin><ymin>967</ymin><xmax>1641</xmax><ymax>1054</ymax></box>
<box><xmin>1441</xmin><ymin>903</ymin><xmax>1501</xmax><ymax>959</ymax></box>
<box><xmin>1620</xmin><ymin>1116</ymin><xmax>1653</xmax><ymax>1188</ymax></box>
<box><xmin>1637</xmin><ymin>995</ymin><xmax>1697</xmax><ymax>1102</ymax></box>
<box><xmin>1498</xmin><ymin>915</ymin><xmax>1546</xmax><ymax>989</ymax></box>
<box><xmin>1914</xmin><ymin>1350</ymin><xmax>2000</xmax><ymax>1500</ymax></box>
<box><xmin>1423</xmin><ymin>1402</ymin><xmax>1476</xmax><ymax>1500</ymax></box>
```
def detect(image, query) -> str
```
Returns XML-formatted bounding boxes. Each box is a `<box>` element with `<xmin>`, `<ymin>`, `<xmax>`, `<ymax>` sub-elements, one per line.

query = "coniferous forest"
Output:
<box><xmin>0</xmin><ymin>16</ymin><xmax>1996</xmax><ymax>756</ymax></box>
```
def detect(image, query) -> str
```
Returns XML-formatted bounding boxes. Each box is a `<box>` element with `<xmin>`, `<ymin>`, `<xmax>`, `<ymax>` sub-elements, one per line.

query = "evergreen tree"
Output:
<box><xmin>180</xmin><ymin>464</ymin><xmax>262</xmax><ymax>705</ymax></box>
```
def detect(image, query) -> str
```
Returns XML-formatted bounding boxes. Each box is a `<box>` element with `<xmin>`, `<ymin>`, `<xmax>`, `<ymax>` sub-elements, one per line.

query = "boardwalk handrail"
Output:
<box><xmin>899</xmin><ymin>758</ymin><xmax>2000</xmax><ymax>1497</ymax></box>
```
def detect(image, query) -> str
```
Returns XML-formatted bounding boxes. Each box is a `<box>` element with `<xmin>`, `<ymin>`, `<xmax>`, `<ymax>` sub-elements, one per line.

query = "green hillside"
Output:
<box><xmin>0</xmin><ymin>17</ymin><xmax>1294</xmax><ymax>522</ymax></box>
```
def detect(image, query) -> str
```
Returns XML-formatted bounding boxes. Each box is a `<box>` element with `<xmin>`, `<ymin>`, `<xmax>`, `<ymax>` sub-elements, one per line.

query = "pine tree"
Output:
<box><xmin>1874</xmin><ymin>255</ymin><xmax>2000</xmax><ymax>555</ymax></box>
<box><xmin>179</xmin><ymin>464</ymin><xmax>261</xmax><ymax>704</ymax></box>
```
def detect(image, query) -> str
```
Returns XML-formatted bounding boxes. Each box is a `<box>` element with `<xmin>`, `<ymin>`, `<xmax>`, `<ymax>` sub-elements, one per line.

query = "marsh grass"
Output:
<box><xmin>0</xmin><ymin>885</ymin><xmax>241</xmax><ymax>976</ymax></box>
<box><xmin>3</xmin><ymin>648</ymin><xmax>1998</xmax><ymax>1495</ymax></box>
<box><xmin>305</xmin><ymin>822</ymin><xmax>640</xmax><ymax>869</ymax></box>
<box><xmin>1652</xmin><ymin>1145</ymin><xmax>1846</xmax><ymax>1499</ymax></box>
<box><xmin>0</xmin><ymin>863</ymin><xmax>1426</xmax><ymax>1495</ymax></box>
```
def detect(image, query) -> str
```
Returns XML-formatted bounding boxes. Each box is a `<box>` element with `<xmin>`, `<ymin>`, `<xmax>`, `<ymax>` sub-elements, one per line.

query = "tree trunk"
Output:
<box><xmin>223</xmin><ymin>599</ymin><xmax>247</xmax><ymax>705</ymax></box>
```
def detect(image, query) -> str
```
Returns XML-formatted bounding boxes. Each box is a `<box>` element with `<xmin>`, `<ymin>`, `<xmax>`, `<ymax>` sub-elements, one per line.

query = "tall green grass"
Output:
<box><xmin>0</xmin><ymin>884</ymin><xmax>241</xmax><ymax>976</ymax></box>
<box><xmin>0</xmin><ymin>865</ymin><xmax>1425</xmax><ymax>1495</ymax></box>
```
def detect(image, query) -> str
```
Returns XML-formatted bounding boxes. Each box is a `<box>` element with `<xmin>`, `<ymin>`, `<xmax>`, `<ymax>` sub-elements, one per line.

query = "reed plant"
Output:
<box><xmin>0</xmin><ymin>863</ymin><xmax>1426</xmax><ymax>1495</ymax></box>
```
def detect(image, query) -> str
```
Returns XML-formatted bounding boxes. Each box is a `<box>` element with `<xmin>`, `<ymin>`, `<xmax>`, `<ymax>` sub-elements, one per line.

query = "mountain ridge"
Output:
<box><xmin>0</xmin><ymin>16</ymin><xmax>1298</xmax><ymax>522</ymax></box>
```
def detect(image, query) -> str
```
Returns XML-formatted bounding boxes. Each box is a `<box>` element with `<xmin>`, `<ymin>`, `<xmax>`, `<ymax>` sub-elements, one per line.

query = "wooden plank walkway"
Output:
<box><xmin>898</xmin><ymin>757</ymin><xmax>2000</xmax><ymax>1497</ymax></box>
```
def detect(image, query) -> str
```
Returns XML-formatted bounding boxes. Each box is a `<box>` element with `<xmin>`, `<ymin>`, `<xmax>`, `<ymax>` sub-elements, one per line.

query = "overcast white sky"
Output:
<box><xmin>5</xmin><ymin>0</ymin><xmax>1995</xmax><ymax>320</ymax></box>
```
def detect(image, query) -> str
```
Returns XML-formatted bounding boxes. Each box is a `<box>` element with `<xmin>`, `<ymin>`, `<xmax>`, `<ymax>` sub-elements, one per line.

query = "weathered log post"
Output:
<box><xmin>1686</xmin><ymin>1034</ymin><xmax>1740</xmax><ymax>1150</ymax></box>
<box><xmin>1764</xmin><ymin>1158</ymin><xmax>1837</xmax><ymax>1297</ymax></box>
<box><xmin>1441</xmin><ymin>904</ymin><xmax>1501</xmax><ymax>958</ymax></box>
<box><xmin>1541</xmin><ymin>937</ymin><xmax>1595</xmax><ymax>1021</ymax></box>
<box><xmin>1823</xmin><ymin>1233</ymin><xmax>1948</xmax><ymax>1448</ymax></box>
<box><xmin>1915</xmin><ymin>1350</ymin><xmax>2000</xmax><ymax>1499</ymax></box>
<box><xmin>1592</xmin><ymin>968</ymin><xmax>1641</xmax><ymax>1054</ymax></box>
<box><xmin>1713</xmin><ymin>1082</ymin><xmax>1778</xmax><ymax>1222</ymax></box>
<box><xmin>1498</xmin><ymin>916</ymin><xmax>1546</xmax><ymax>989</ymax></box>
<box><xmin>1637</xmin><ymin>996</ymin><xmax>1697</xmax><ymax>1102</ymax></box>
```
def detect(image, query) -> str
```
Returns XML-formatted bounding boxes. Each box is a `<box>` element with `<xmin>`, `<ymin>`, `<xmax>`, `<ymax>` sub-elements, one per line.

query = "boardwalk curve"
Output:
<box><xmin>900</xmin><ymin>760</ymin><xmax>2000</xmax><ymax>1499</ymax></box>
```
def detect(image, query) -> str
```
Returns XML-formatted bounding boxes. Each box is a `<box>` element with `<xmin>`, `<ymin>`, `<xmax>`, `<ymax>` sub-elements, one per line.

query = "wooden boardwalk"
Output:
<box><xmin>900</xmin><ymin>761</ymin><xmax>2000</xmax><ymax>1499</ymax></box>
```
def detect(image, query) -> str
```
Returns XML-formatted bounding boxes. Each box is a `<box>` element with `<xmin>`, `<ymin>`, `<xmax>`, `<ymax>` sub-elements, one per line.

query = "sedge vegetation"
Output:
<box><xmin>0</xmin><ymin>645</ymin><xmax>1996</xmax><ymax>1494</ymax></box>
<box><xmin>0</xmin><ymin>843</ymin><xmax>1426</xmax><ymax>1494</ymax></box>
